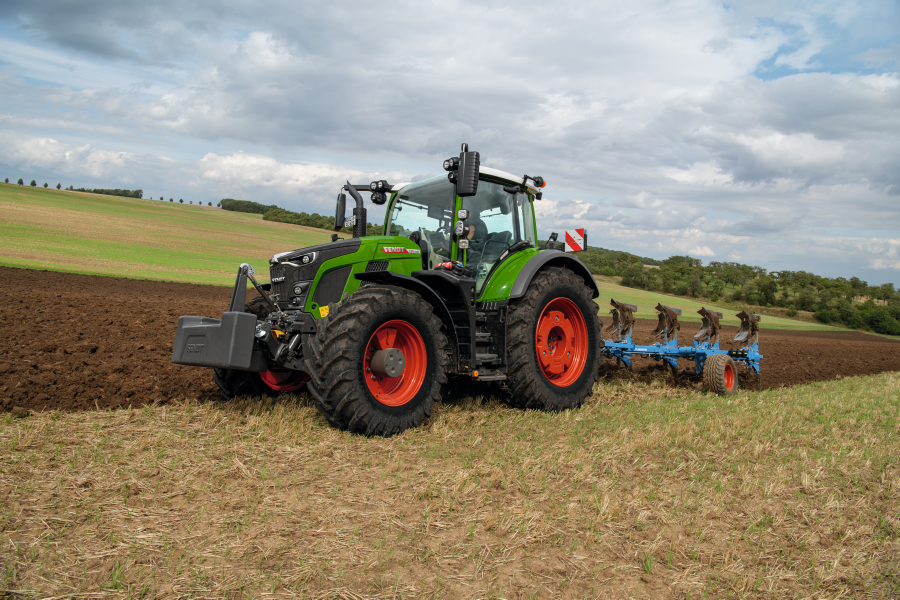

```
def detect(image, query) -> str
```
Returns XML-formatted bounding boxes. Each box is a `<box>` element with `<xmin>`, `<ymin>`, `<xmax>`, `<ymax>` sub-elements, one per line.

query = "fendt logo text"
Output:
<box><xmin>186</xmin><ymin>344</ymin><xmax>205</xmax><ymax>353</ymax></box>
<box><xmin>381</xmin><ymin>247</ymin><xmax>421</xmax><ymax>254</ymax></box>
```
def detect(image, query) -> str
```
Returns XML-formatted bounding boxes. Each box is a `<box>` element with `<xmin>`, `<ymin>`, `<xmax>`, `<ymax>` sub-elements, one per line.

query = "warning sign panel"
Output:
<box><xmin>564</xmin><ymin>229</ymin><xmax>586</xmax><ymax>252</ymax></box>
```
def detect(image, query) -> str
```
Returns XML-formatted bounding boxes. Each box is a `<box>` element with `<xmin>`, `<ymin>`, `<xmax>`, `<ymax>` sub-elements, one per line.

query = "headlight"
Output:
<box><xmin>301</xmin><ymin>255</ymin><xmax>311</xmax><ymax>264</ymax></box>
<box><xmin>292</xmin><ymin>283</ymin><xmax>306</xmax><ymax>296</ymax></box>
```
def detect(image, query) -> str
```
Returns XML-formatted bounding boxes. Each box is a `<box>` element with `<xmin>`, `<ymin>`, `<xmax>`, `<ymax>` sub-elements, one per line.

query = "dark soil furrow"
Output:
<box><xmin>1</xmin><ymin>266</ymin><xmax>898</xmax><ymax>412</ymax></box>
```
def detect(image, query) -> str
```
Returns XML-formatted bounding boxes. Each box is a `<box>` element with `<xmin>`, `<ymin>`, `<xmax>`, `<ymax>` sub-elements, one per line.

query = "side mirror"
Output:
<box><xmin>456</xmin><ymin>144</ymin><xmax>480</xmax><ymax>197</ymax></box>
<box><xmin>549</xmin><ymin>232</ymin><xmax>558</xmax><ymax>242</ymax></box>
<box><xmin>334</xmin><ymin>193</ymin><xmax>346</xmax><ymax>231</ymax></box>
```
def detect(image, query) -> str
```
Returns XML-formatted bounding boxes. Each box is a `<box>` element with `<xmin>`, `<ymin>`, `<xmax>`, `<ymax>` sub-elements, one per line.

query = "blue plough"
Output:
<box><xmin>599</xmin><ymin>299</ymin><xmax>763</xmax><ymax>394</ymax></box>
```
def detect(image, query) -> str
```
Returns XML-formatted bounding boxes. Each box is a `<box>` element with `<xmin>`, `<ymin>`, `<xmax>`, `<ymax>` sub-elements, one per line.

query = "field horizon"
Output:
<box><xmin>0</xmin><ymin>183</ymin><xmax>862</xmax><ymax>334</ymax></box>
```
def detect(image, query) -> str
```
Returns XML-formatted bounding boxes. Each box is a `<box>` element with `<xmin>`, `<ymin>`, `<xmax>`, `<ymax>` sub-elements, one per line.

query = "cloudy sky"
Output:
<box><xmin>1</xmin><ymin>0</ymin><xmax>898</xmax><ymax>284</ymax></box>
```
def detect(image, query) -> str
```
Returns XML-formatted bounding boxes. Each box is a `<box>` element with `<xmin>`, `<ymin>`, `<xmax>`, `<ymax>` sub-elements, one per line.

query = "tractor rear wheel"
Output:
<box><xmin>703</xmin><ymin>354</ymin><xmax>738</xmax><ymax>395</ymax></box>
<box><xmin>506</xmin><ymin>267</ymin><xmax>602</xmax><ymax>411</ymax></box>
<box><xmin>304</xmin><ymin>286</ymin><xmax>449</xmax><ymax>436</ymax></box>
<box><xmin>213</xmin><ymin>297</ymin><xmax>310</xmax><ymax>400</ymax></box>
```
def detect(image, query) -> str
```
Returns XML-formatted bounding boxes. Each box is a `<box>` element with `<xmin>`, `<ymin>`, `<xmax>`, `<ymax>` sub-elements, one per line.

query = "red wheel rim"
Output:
<box><xmin>364</xmin><ymin>320</ymin><xmax>427</xmax><ymax>407</ymax></box>
<box><xmin>260</xmin><ymin>368</ymin><xmax>309</xmax><ymax>393</ymax></box>
<box><xmin>724</xmin><ymin>362</ymin><xmax>735</xmax><ymax>391</ymax></box>
<box><xmin>535</xmin><ymin>297</ymin><xmax>589</xmax><ymax>387</ymax></box>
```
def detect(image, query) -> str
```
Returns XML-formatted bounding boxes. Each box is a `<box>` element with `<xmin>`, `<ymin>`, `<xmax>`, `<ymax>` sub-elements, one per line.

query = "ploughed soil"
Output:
<box><xmin>1</xmin><ymin>266</ymin><xmax>898</xmax><ymax>413</ymax></box>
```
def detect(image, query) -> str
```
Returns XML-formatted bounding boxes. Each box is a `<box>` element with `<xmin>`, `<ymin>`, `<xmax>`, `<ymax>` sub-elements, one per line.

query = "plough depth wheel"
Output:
<box><xmin>703</xmin><ymin>354</ymin><xmax>738</xmax><ymax>396</ymax></box>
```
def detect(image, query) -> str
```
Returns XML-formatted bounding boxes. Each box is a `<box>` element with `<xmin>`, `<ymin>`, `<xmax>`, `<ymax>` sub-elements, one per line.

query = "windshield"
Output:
<box><xmin>386</xmin><ymin>175</ymin><xmax>455</xmax><ymax>268</ymax></box>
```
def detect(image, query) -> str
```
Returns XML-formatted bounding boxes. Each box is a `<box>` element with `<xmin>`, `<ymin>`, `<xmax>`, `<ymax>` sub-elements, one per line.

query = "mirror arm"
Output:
<box><xmin>344</xmin><ymin>182</ymin><xmax>365</xmax><ymax>209</ymax></box>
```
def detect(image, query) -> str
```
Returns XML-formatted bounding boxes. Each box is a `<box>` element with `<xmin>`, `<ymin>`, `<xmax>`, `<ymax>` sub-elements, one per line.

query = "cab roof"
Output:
<box><xmin>391</xmin><ymin>166</ymin><xmax>541</xmax><ymax>196</ymax></box>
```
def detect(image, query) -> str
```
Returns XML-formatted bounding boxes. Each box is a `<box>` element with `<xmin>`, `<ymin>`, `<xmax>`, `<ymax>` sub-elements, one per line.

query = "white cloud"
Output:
<box><xmin>194</xmin><ymin>152</ymin><xmax>408</xmax><ymax>202</ymax></box>
<box><xmin>0</xmin><ymin>0</ymin><xmax>897</xmax><ymax>283</ymax></box>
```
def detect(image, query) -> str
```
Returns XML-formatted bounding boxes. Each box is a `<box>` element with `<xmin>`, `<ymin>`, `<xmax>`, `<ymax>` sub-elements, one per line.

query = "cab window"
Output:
<box><xmin>464</xmin><ymin>180</ymin><xmax>520</xmax><ymax>292</ymax></box>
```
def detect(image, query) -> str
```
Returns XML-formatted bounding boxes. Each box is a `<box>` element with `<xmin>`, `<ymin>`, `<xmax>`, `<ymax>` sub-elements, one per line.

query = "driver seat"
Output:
<box><xmin>466</xmin><ymin>217</ymin><xmax>489</xmax><ymax>258</ymax></box>
<box><xmin>407</xmin><ymin>231</ymin><xmax>431</xmax><ymax>269</ymax></box>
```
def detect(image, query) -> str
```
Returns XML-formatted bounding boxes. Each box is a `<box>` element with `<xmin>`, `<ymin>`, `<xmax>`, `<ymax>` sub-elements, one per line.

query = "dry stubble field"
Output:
<box><xmin>1</xmin><ymin>371</ymin><xmax>898</xmax><ymax>599</ymax></box>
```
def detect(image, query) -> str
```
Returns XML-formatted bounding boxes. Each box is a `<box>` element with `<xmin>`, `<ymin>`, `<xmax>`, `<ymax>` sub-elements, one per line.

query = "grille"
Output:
<box><xmin>365</xmin><ymin>261</ymin><xmax>389</xmax><ymax>273</ymax></box>
<box><xmin>269</xmin><ymin>264</ymin><xmax>292</xmax><ymax>301</ymax></box>
<box><xmin>312</xmin><ymin>266</ymin><xmax>352</xmax><ymax>306</ymax></box>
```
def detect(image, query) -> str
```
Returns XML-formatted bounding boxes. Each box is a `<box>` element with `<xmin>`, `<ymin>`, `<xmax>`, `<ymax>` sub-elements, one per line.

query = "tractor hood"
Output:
<box><xmin>270</xmin><ymin>239</ymin><xmax>361</xmax><ymax>265</ymax></box>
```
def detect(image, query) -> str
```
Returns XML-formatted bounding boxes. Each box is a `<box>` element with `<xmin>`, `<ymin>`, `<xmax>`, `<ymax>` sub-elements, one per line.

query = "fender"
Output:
<box><xmin>354</xmin><ymin>270</ymin><xmax>459</xmax><ymax>364</ymax></box>
<box><xmin>509</xmin><ymin>250</ymin><xmax>599</xmax><ymax>300</ymax></box>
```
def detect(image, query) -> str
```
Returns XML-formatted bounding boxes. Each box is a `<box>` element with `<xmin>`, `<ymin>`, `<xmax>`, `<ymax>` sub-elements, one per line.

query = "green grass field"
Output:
<box><xmin>592</xmin><ymin>276</ymin><xmax>841</xmax><ymax>331</ymax></box>
<box><xmin>1</xmin><ymin>184</ymin><xmax>841</xmax><ymax>332</ymax></box>
<box><xmin>0</xmin><ymin>185</ymin><xmax>332</xmax><ymax>285</ymax></box>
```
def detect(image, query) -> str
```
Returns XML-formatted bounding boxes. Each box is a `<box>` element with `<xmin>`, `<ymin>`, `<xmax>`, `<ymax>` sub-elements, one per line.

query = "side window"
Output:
<box><xmin>464</xmin><ymin>180</ymin><xmax>520</xmax><ymax>292</ymax></box>
<box><xmin>518</xmin><ymin>195</ymin><xmax>535</xmax><ymax>245</ymax></box>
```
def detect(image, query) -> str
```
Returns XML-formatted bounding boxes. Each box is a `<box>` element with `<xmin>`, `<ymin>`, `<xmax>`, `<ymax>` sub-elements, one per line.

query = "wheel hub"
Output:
<box><xmin>370</xmin><ymin>348</ymin><xmax>406</xmax><ymax>378</ymax></box>
<box><xmin>724</xmin><ymin>362</ymin><xmax>735</xmax><ymax>390</ymax></box>
<box><xmin>535</xmin><ymin>297</ymin><xmax>589</xmax><ymax>387</ymax></box>
<box><xmin>364</xmin><ymin>320</ymin><xmax>426</xmax><ymax>406</ymax></box>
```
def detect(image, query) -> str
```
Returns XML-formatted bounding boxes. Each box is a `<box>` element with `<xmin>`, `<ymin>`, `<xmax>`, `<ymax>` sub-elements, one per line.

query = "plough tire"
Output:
<box><xmin>506</xmin><ymin>267</ymin><xmax>602</xmax><ymax>411</ymax></box>
<box><xmin>303</xmin><ymin>285</ymin><xmax>449</xmax><ymax>437</ymax></box>
<box><xmin>703</xmin><ymin>354</ymin><xmax>738</xmax><ymax>396</ymax></box>
<box><xmin>213</xmin><ymin>299</ymin><xmax>310</xmax><ymax>400</ymax></box>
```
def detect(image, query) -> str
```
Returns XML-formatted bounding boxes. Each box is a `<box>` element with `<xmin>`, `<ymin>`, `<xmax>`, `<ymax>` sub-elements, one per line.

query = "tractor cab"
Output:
<box><xmin>385</xmin><ymin>167</ymin><xmax>538</xmax><ymax>294</ymax></box>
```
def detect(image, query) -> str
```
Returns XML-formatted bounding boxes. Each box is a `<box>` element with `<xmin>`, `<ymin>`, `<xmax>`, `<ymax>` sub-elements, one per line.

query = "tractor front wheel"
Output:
<box><xmin>506</xmin><ymin>267</ymin><xmax>602</xmax><ymax>411</ymax></box>
<box><xmin>703</xmin><ymin>354</ymin><xmax>738</xmax><ymax>395</ymax></box>
<box><xmin>304</xmin><ymin>286</ymin><xmax>449</xmax><ymax>436</ymax></box>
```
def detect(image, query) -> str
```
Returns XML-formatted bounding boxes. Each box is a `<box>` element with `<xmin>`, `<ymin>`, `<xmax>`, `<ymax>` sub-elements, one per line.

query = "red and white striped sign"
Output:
<box><xmin>564</xmin><ymin>229</ymin><xmax>585</xmax><ymax>252</ymax></box>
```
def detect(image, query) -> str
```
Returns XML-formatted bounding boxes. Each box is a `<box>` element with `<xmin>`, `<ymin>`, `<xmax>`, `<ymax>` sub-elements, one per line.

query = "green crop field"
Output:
<box><xmin>1</xmin><ymin>184</ymin><xmax>841</xmax><ymax>332</ymax></box>
<box><xmin>592</xmin><ymin>276</ymin><xmax>841</xmax><ymax>331</ymax></box>
<box><xmin>0</xmin><ymin>184</ymin><xmax>332</xmax><ymax>285</ymax></box>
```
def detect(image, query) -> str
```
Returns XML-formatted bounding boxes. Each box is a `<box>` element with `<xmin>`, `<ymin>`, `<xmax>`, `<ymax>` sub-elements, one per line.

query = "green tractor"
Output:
<box><xmin>172</xmin><ymin>144</ymin><xmax>604</xmax><ymax>435</ymax></box>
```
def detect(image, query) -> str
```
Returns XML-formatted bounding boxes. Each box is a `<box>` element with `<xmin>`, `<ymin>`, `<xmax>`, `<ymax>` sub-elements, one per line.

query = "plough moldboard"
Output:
<box><xmin>600</xmin><ymin>299</ymin><xmax>763</xmax><ymax>395</ymax></box>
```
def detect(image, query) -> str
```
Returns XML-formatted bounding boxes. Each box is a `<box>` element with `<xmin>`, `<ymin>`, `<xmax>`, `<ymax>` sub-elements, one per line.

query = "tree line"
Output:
<box><xmin>611</xmin><ymin>256</ymin><xmax>899</xmax><ymax>335</ymax></box>
<box><xmin>6</xmin><ymin>178</ymin><xmax>63</xmax><ymax>189</ymax></box>
<box><xmin>3</xmin><ymin>179</ymin><xmax>217</xmax><ymax>205</ymax></box>
<box><xmin>219</xmin><ymin>199</ymin><xmax>383</xmax><ymax>236</ymax></box>
<box><xmin>217</xmin><ymin>196</ymin><xmax>899</xmax><ymax>335</ymax></box>
<box><xmin>71</xmin><ymin>187</ymin><xmax>144</xmax><ymax>198</ymax></box>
